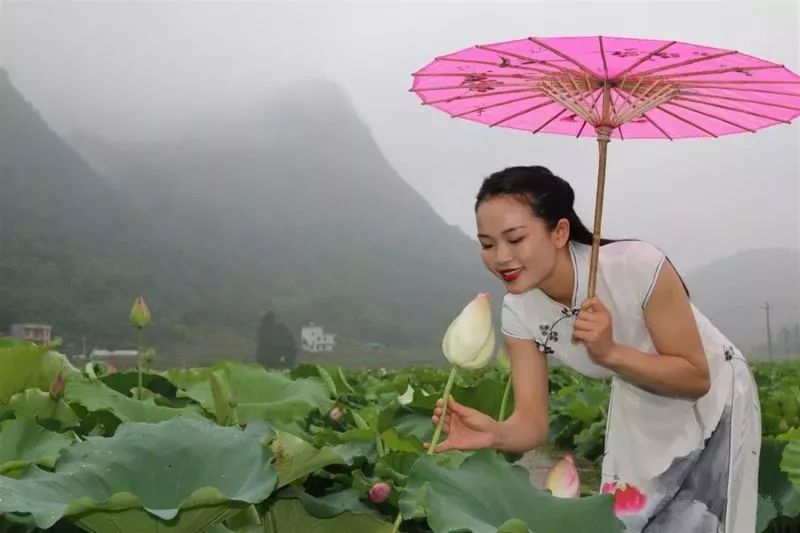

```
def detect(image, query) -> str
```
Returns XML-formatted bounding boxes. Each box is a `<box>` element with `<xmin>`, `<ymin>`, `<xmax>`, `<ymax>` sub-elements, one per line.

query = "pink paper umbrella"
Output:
<box><xmin>411</xmin><ymin>35</ymin><xmax>800</xmax><ymax>295</ymax></box>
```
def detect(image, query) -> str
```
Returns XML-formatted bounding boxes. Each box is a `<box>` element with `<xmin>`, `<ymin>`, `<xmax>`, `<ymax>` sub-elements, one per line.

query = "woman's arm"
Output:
<box><xmin>574</xmin><ymin>260</ymin><xmax>711</xmax><ymax>400</ymax></box>
<box><xmin>492</xmin><ymin>335</ymin><xmax>550</xmax><ymax>453</ymax></box>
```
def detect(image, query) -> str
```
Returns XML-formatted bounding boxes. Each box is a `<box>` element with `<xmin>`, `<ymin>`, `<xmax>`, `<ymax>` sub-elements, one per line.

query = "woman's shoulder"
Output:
<box><xmin>601</xmin><ymin>239</ymin><xmax>665</xmax><ymax>261</ymax></box>
<box><xmin>501</xmin><ymin>290</ymin><xmax>551</xmax><ymax>340</ymax></box>
<box><xmin>599</xmin><ymin>239</ymin><xmax>668</xmax><ymax>306</ymax></box>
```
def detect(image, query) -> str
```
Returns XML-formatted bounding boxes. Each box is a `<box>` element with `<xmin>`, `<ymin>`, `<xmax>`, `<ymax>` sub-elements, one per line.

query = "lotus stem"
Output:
<box><xmin>390</xmin><ymin>511</ymin><xmax>403</xmax><ymax>533</ymax></box>
<box><xmin>427</xmin><ymin>365</ymin><xmax>458</xmax><ymax>456</ymax></box>
<box><xmin>137</xmin><ymin>328</ymin><xmax>144</xmax><ymax>400</ymax></box>
<box><xmin>376</xmin><ymin>434</ymin><xmax>385</xmax><ymax>457</ymax></box>
<box><xmin>498</xmin><ymin>372</ymin><xmax>512</xmax><ymax>422</ymax></box>
<box><xmin>390</xmin><ymin>365</ymin><xmax>459</xmax><ymax>533</ymax></box>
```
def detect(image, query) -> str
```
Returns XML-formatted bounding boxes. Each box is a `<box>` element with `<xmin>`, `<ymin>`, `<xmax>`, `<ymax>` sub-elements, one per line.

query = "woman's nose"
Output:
<box><xmin>494</xmin><ymin>243</ymin><xmax>512</xmax><ymax>263</ymax></box>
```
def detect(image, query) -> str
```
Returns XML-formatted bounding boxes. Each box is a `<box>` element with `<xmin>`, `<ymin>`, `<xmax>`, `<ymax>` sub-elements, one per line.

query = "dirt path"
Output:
<box><xmin>514</xmin><ymin>449</ymin><xmax>557</xmax><ymax>488</ymax></box>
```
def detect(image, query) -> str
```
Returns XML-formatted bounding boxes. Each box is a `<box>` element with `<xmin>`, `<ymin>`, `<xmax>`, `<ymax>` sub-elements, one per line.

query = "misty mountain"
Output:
<box><xmin>1</xmin><ymin>71</ymin><xmax>493</xmax><ymax>360</ymax></box>
<box><xmin>3</xmin><ymin>67</ymin><xmax>795</xmax><ymax>364</ymax></box>
<box><xmin>684</xmin><ymin>247</ymin><xmax>799</xmax><ymax>357</ymax></box>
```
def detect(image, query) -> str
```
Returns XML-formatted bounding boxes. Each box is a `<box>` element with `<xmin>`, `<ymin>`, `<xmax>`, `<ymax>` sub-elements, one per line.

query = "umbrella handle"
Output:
<box><xmin>588</xmin><ymin>126</ymin><xmax>612</xmax><ymax>298</ymax></box>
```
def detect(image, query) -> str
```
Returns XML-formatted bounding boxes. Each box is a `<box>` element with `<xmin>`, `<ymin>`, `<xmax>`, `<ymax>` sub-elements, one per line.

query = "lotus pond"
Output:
<box><xmin>0</xmin><ymin>338</ymin><xmax>798</xmax><ymax>532</ymax></box>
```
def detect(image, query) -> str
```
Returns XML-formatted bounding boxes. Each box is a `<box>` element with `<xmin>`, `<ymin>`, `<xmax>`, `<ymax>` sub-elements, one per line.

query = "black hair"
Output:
<box><xmin>474</xmin><ymin>165</ymin><xmax>689</xmax><ymax>297</ymax></box>
<box><xmin>474</xmin><ymin>165</ymin><xmax>612</xmax><ymax>246</ymax></box>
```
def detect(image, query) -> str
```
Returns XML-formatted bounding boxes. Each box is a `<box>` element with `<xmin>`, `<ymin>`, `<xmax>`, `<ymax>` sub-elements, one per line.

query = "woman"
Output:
<box><xmin>426</xmin><ymin>166</ymin><xmax>761</xmax><ymax>532</ymax></box>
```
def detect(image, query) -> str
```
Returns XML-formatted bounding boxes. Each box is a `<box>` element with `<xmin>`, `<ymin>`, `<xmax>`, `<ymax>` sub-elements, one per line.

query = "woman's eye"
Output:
<box><xmin>480</xmin><ymin>243</ymin><xmax>493</xmax><ymax>250</ymax></box>
<box><xmin>509</xmin><ymin>237</ymin><xmax>524</xmax><ymax>244</ymax></box>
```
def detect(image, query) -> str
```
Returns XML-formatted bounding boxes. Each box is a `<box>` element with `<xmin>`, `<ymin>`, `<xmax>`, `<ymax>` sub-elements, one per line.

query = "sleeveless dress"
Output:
<box><xmin>501</xmin><ymin>240</ymin><xmax>761</xmax><ymax>533</ymax></box>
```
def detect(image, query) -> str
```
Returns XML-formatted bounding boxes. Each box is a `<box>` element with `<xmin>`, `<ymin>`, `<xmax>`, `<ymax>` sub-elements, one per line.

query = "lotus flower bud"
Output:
<box><xmin>144</xmin><ymin>347</ymin><xmax>156</xmax><ymax>365</ymax></box>
<box><xmin>544</xmin><ymin>453</ymin><xmax>580</xmax><ymax>498</ymax></box>
<box><xmin>369</xmin><ymin>481</ymin><xmax>391</xmax><ymax>504</ymax></box>
<box><xmin>210</xmin><ymin>370</ymin><xmax>233</xmax><ymax>425</ymax></box>
<box><xmin>601</xmin><ymin>481</ymin><xmax>648</xmax><ymax>515</ymax></box>
<box><xmin>329</xmin><ymin>405</ymin><xmax>343</xmax><ymax>422</ymax></box>
<box><xmin>129</xmin><ymin>296</ymin><xmax>151</xmax><ymax>329</ymax></box>
<box><xmin>441</xmin><ymin>292</ymin><xmax>495</xmax><ymax>369</ymax></box>
<box><xmin>49</xmin><ymin>371</ymin><xmax>65</xmax><ymax>400</ymax></box>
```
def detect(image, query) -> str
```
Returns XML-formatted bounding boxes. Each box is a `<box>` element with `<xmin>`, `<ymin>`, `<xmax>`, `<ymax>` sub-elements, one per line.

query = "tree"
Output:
<box><xmin>794</xmin><ymin>324</ymin><xmax>800</xmax><ymax>355</ymax></box>
<box><xmin>781</xmin><ymin>326</ymin><xmax>791</xmax><ymax>357</ymax></box>
<box><xmin>255</xmin><ymin>311</ymin><xmax>297</xmax><ymax>368</ymax></box>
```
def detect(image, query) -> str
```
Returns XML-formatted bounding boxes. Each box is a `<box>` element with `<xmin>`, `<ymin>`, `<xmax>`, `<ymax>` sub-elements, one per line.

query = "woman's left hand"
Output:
<box><xmin>572</xmin><ymin>297</ymin><xmax>618</xmax><ymax>367</ymax></box>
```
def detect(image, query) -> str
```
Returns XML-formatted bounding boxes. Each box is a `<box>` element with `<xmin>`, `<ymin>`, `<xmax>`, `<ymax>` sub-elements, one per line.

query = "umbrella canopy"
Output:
<box><xmin>411</xmin><ymin>35</ymin><xmax>800</xmax><ymax>295</ymax></box>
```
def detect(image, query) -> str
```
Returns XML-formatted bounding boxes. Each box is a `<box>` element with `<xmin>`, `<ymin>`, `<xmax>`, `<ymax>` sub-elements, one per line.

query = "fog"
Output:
<box><xmin>2</xmin><ymin>0</ymin><xmax>799</xmax><ymax>272</ymax></box>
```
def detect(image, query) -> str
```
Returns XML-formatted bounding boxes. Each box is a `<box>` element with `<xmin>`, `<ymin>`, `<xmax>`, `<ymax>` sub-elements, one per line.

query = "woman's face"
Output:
<box><xmin>476</xmin><ymin>195</ymin><xmax>567</xmax><ymax>294</ymax></box>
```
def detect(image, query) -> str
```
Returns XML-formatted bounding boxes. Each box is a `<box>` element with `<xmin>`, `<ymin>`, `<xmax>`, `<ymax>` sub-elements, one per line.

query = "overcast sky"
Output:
<box><xmin>2</xmin><ymin>0</ymin><xmax>799</xmax><ymax>272</ymax></box>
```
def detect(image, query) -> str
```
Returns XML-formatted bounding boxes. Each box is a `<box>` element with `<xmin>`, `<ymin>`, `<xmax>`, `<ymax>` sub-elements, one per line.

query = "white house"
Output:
<box><xmin>89</xmin><ymin>349</ymin><xmax>139</xmax><ymax>359</ymax></box>
<box><xmin>10</xmin><ymin>323</ymin><xmax>52</xmax><ymax>345</ymax></box>
<box><xmin>300</xmin><ymin>323</ymin><xmax>336</xmax><ymax>352</ymax></box>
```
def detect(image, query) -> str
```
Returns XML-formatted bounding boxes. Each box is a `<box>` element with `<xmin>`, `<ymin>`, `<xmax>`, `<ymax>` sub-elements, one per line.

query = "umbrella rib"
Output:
<box><xmin>528</xmin><ymin>37</ymin><xmax>599</xmax><ymax>78</ymax></box>
<box><xmin>615</xmin><ymin>78</ymin><xmax>655</xmax><ymax>119</ymax></box>
<box><xmin>676</xmin><ymin>91</ymin><xmax>800</xmax><ymax>111</ymax></box>
<box><xmin>616</xmin><ymin>83</ymin><xmax>679</xmax><ymax>124</ymax></box>
<box><xmin>432</xmin><ymin>56</ymin><xmax>562</xmax><ymax>76</ymax></box>
<box><xmin>663</xmin><ymin>101</ymin><xmax>756</xmax><ymax>132</ymax></box>
<box><xmin>421</xmin><ymin>87</ymin><xmax>542</xmax><ymax>105</ymax></box>
<box><xmin>647</xmin><ymin>64</ymin><xmax>784</xmax><ymax>80</ymax></box>
<box><xmin>677</xmin><ymin>79</ymin><xmax>800</xmax><ymax>85</ymax></box>
<box><xmin>554</xmin><ymin>77</ymin><xmax>595</xmax><ymax>115</ymax></box>
<box><xmin>674</xmin><ymin>85</ymin><xmax>800</xmax><ymax>97</ymax></box>
<box><xmin>451</xmin><ymin>94</ymin><xmax>550</xmax><ymax>118</ymax></box>
<box><xmin>614</xmin><ymin>41</ymin><xmax>678</xmax><ymax>78</ymax></box>
<box><xmin>412</xmin><ymin>71</ymin><xmax>539</xmax><ymax>79</ymax></box>
<box><xmin>642</xmin><ymin>113</ymin><xmax>673</xmax><ymax>140</ymax></box>
<box><xmin>567</xmin><ymin>73</ymin><xmax>583</xmax><ymax>96</ymax></box>
<box><xmin>598</xmin><ymin>36</ymin><xmax>609</xmax><ymax>79</ymax></box>
<box><xmin>541</xmin><ymin>80</ymin><xmax>597</xmax><ymax>123</ymax></box>
<box><xmin>577</xmin><ymin>90</ymin><xmax>604</xmax><ymax>137</ymax></box>
<box><xmin>671</xmin><ymin>96</ymin><xmax>791</xmax><ymax>123</ymax></box>
<box><xmin>632</xmin><ymin>50</ymin><xmax>738</xmax><ymax>77</ymax></box>
<box><xmin>532</xmin><ymin>108</ymin><xmax>568</xmax><ymax>134</ymax></box>
<box><xmin>612</xmin><ymin>85</ymin><xmax>642</xmax><ymax>123</ymax></box>
<box><xmin>410</xmin><ymin>82</ymin><xmax>534</xmax><ymax>92</ymax></box>
<box><xmin>489</xmin><ymin>100</ymin><xmax>557</xmax><ymax>127</ymax></box>
<box><xmin>607</xmin><ymin>90</ymin><xmax>624</xmax><ymax>139</ymax></box>
<box><xmin>475</xmin><ymin>45</ymin><xmax>583</xmax><ymax>76</ymax></box>
<box><xmin>655</xmin><ymin>105</ymin><xmax>718</xmax><ymax>137</ymax></box>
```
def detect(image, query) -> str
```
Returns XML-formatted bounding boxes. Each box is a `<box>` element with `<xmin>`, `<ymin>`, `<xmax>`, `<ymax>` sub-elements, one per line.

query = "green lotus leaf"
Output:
<box><xmin>66</xmin><ymin>378</ymin><xmax>207</xmax><ymax>424</ymax></box>
<box><xmin>757</xmin><ymin>494</ymin><xmax>779</xmax><ymax>533</ymax></box>
<box><xmin>270</xmin><ymin>431</ymin><xmax>346</xmax><ymax>488</ymax></box>
<box><xmin>178</xmin><ymin>362</ymin><xmax>333</xmax><ymax>429</ymax></box>
<box><xmin>7</xmin><ymin>388</ymin><xmax>81</xmax><ymax>429</ymax></box>
<box><xmin>0</xmin><ymin>341</ymin><xmax>78</xmax><ymax>404</ymax></box>
<box><xmin>276</xmin><ymin>486</ymin><xmax>380</xmax><ymax>519</ymax></box>
<box><xmin>0</xmin><ymin>418</ymin><xmax>277</xmax><ymax>530</ymax></box>
<box><xmin>101</xmin><ymin>371</ymin><xmax>180</xmax><ymax>401</ymax></box>
<box><xmin>0</xmin><ymin>417</ymin><xmax>78</xmax><ymax>477</ymax></box>
<box><xmin>262</xmin><ymin>498</ymin><xmax>394</xmax><ymax>533</ymax></box>
<box><xmin>399</xmin><ymin>449</ymin><xmax>623</xmax><ymax>533</ymax></box>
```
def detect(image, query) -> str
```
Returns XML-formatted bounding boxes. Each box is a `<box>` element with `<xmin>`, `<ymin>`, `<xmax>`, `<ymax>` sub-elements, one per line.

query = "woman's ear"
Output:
<box><xmin>553</xmin><ymin>218</ymin><xmax>570</xmax><ymax>248</ymax></box>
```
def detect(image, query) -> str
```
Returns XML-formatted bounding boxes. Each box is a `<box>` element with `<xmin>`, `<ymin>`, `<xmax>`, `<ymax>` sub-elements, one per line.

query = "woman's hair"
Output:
<box><xmin>474</xmin><ymin>165</ymin><xmax>612</xmax><ymax>246</ymax></box>
<box><xmin>474</xmin><ymin>165</ymin><xmax>689</xmax><ymax>297</ymax></box>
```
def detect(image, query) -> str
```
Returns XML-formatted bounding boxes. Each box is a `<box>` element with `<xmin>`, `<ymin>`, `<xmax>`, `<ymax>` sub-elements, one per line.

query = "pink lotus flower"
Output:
<box><xmin>369</xmin><ymin>481</ymin><xmax>391</xmax><ymax>504</ymax></box>
<box><xmin>49</xmin><ymin>372</ymin><xmax>65</xmax><ymax>400</ymax></box>
<box><xmin>544</xmin><ymin>453</ymin><xmax>580</xmax><ymax>498</ymax></box>
<box><xmin>601</xmin><ymin>481</ymin><xmax>648</xmax><ymax>515</ymax></box>
<box><xmin>329</xmin><ymin>405</ymin><xmax>343</xmax><ymax>422</ymax></box>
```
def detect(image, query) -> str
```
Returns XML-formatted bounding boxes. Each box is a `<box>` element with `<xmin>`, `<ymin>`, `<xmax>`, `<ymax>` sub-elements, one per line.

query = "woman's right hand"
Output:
<box><xmin>425</xmin><ymin>395</ymin><xmax>499</xmax><ymax>453</ymax></box>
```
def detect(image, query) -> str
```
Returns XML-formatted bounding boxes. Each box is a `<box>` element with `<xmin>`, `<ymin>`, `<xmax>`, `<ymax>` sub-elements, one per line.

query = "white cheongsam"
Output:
<box><xmin>501</xmin><ymin>240</ymin><xmax>761</xmax><ymax>533</ymax></box>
